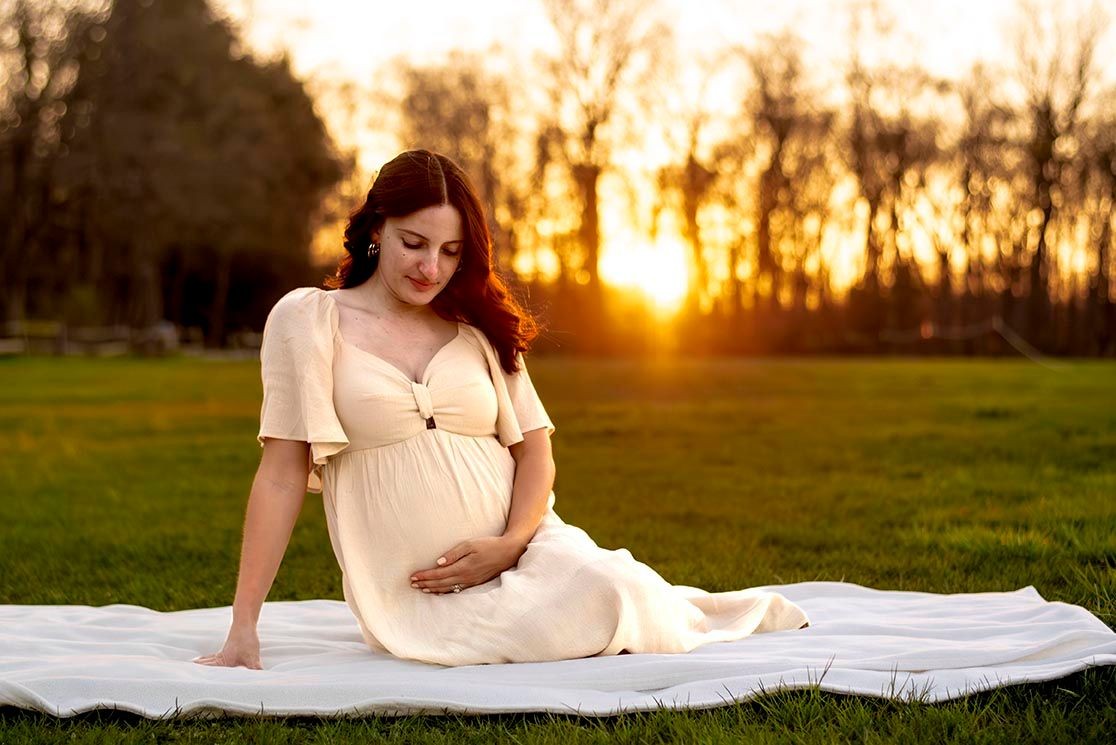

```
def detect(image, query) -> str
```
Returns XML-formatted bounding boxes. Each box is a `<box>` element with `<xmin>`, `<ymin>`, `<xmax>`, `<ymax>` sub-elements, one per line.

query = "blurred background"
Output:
<box><xmin>2</xmin><ymin>0</ymin><xmax>1114</xmax><ymax>358</ymax></box>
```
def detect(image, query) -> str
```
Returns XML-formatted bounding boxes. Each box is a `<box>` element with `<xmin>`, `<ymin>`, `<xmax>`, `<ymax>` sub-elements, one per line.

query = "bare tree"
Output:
<box><xmin>744</xmin><ymin>33</ymin><xmax>837</xmax><ymax>318</ymax></box>
<box><xmin>699</xmin><ymin>32</ymin><xmax>838</xmax><ymax>352</ymax></box>
<box><xmin>1009</xmin><ymin>0</ymin><xmax>1107</xmax><ymax>348</ymax></box>
<box><xmin>945</xmin><ymin>62</ymin><xmax>1016</xmax><ymax>351</ymax></box>
<box><xmin>780</xmin><ymin>113</ymin><xmax>838</xmax><ymax>349</ymax></box>
<box><xmin>841</xmin><ymin>50</ymin><xmax>943</xmax><ymax>342</ymax></box>
<box><xmin>538</xmin><ymin>0</ymin><xmax>673</xmax><ymax>315</ymax></box>
<box><xmin>653</xmin><ymin>50</ymin><xmax>730</xmax><ymax>315</ymax></box>
<box><xmin>1075</xmin><ymin>85</ymin><xmax>1116</xmax><ymax>354</ymax></box>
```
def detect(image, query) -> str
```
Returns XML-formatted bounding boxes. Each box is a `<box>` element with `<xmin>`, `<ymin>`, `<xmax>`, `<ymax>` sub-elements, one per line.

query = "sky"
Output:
<box><xmin>217</xmin><ymin>0</ymin><xmax>1114</xmax><ymax>90</ymax></box>
<box><xmin>215</xmin><ymin>0</ymin><xmax>1116</xmax><ymax>176</ymax></box>
<box><xmin>213</xmin><ymin>0</ymin><xmax>1116</xmax><ymax>302</ymax></box>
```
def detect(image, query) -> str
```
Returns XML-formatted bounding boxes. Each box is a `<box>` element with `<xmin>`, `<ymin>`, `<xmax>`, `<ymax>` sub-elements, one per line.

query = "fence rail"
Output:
<box><xmin>0</xmin><ymin>320</ymin><xmax>263</xmax><ymax>358</ymax></box>
<box><xmin>878</xmin><ymin>316</ymin><xmax>1067</xmax><ymax>370</ymax></box>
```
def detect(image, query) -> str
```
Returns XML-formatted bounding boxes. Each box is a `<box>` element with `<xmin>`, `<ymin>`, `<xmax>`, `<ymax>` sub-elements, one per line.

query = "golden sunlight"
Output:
<box><xmin>600</xmin><ymin>236</ymin><xmax>690</xmax><ymax>313</ymax></box>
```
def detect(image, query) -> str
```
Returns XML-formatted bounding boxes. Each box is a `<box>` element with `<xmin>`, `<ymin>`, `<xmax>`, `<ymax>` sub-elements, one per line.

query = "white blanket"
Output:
<box><xmin>2</xmin><ymin>581</ymin><xmax>1113</xmax><ymax>718</ymax></box>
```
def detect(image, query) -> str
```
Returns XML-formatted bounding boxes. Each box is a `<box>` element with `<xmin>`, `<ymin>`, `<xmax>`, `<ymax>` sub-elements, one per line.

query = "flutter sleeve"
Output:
<box><xmin>257</xmin><ymin>287</ymin><xmax>349</xmax><ymax>493</ymax></box>
<box><xmin>469</xmin><ymin>325</ymin><xmax>555</xmax><ymax>447</ymax></box>
<box><xmin>502</xmin><ymin>351</ymin><xmax>556</xmax><ymax>439</ymax></box>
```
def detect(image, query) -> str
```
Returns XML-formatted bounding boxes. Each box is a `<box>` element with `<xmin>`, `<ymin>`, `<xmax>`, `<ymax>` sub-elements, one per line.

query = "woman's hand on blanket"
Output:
<box><xmin>191</xmin><ymin>623</ymin><xmax>262</xmax><ymax>670</ymax></box>
<box><xmin>410</xmin><ymin>535</ymin><xmax>527</xmax><ymax>594</ymax></box>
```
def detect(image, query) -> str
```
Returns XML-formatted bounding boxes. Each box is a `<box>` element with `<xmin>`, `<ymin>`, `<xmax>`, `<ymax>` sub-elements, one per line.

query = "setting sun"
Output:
<box><xmin>600</xmin><ymin>236</ymin><xmax>690</xmax><ymax>312</ymax></box>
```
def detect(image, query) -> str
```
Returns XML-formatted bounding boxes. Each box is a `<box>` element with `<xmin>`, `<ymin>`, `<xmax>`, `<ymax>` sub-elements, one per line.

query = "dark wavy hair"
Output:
<box><xmin>325</xmin><ymin>149</ymin><xmax>538</xmax><ymax>374</ymax></box>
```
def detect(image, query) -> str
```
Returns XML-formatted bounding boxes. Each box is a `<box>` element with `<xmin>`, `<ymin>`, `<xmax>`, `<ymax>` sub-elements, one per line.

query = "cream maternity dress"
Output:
<box><xmin>257</xmin><ymin>286</ymin><xmax>809</xmax><ymax>666</ymax></box>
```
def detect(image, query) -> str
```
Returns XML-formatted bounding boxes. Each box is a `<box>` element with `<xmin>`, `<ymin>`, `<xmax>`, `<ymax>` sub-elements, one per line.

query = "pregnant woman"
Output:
<box><xmin>193</xmin><ymin>149</ymin><xmax>808</xmax><ymax>669</ymax></box>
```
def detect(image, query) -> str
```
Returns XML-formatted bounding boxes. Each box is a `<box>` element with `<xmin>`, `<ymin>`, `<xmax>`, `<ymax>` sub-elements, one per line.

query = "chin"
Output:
<box><xmin>403</xmin><ymin>287</ymin><xmax>438</xmax><ymax>304</ymax></box>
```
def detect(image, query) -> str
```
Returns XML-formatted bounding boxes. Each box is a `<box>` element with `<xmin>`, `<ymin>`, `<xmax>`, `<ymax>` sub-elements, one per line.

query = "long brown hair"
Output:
<box><xmin>325</xmin><ymin>149</ymin><xmax>538</xmax><ymax>374</ymax></box>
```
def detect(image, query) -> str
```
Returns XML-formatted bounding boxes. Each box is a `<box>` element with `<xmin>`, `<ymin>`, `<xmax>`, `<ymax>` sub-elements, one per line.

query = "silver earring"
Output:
<box><xmin>367</xmin><ymin>241</ymin><xmax>380</xmax><ymax>259</ymax></box>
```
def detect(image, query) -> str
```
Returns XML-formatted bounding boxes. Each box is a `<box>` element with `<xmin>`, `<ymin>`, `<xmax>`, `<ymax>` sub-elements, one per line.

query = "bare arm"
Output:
<box><xmin>231</xmin><ymin>438</ymin><xmax>310</xmax><ymax>625</ymax></box>
<box><xmin>502</xmin><ymin>428</ymin><xmax>556</xmax><ymax>550</ymax></box>
<box><xmin>193</xmin><ymin>437</ymin><xmax>309</xmax><ymax>668</ymax></box>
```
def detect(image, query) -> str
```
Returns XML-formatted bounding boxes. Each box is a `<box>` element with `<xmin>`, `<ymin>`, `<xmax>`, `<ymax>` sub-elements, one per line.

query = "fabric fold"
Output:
<box><xmin>1</xmin><ymin>582</ymin><xmax>1112</xmax><ymax>718</ymax></box>
<box><xmin>410</xmin><ymin>382</ymin><xmax>434</xmax><ymax>420</ymax></box>
<box><xmin>256</xmin><ymin>287</ymin><xmax>350</xmax><ymax>493</ymax></box>
<box><xmin>463</xmin><ymin>325</ymin><xmax>555</xmax><ymax>446</ymax></box>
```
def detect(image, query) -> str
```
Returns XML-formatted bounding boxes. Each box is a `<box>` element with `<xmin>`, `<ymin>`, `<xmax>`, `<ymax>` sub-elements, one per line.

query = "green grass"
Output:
<box><xmin>1</xmin><ymin>354</ymin><xmax>1114</xmax><ymax>743</ymax></box>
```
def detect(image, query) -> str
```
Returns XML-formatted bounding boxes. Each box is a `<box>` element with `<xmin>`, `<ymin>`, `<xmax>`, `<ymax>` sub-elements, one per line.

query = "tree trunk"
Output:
<box><xmin>1028</xmin><ymin>200</ymin><xmax>1055</xmax><ymax>350</ymax></box>
<box><xmin>574</xmin><ymin>162</ymin><xmax>601</xmax><ymax>296</ymax></box>
<box><xmin>1088</xmin><ymin>177</ymin><xmax>1113</xmax><ymax>354</ymax></box>
<box><xmin>207</xmin><ymin>251</ymin><xmax>232</xmax><ymax>347</ymax></box>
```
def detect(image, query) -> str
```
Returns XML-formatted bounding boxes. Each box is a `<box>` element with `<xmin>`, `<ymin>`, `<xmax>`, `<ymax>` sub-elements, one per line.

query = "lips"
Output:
<box><xmin>408</xmin><ymin>277</ymin><xmax>435</xmax><ymax>290</ymax></box>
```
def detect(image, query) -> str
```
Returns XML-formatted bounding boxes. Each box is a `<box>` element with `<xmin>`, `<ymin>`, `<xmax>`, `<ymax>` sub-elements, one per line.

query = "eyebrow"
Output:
<box><xmin>398</xmin><ymin>228</ymin><xmax>464</xmax><ymax>245</ymax></box>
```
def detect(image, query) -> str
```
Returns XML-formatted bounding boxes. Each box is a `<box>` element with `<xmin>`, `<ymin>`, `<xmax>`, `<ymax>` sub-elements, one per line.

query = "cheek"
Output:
<box><xmin>388</xmin><ymin>251</ymin><xmax>414</xmax><ymax>271</ymax></box>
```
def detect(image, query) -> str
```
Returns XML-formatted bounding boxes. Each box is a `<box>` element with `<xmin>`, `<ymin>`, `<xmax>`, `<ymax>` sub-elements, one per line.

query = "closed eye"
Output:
<box><xmin>402</xmin><ymin>238</ymin><xmax>461</xmax><ymax>257</ymax></box>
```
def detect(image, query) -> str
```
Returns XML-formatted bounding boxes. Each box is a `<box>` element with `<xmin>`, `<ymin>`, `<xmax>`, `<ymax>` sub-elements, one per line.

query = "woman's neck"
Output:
<box><xmin>349</xmin><ymin>274</ymin><xmax>439</xmax><ymax>324</ymax></box>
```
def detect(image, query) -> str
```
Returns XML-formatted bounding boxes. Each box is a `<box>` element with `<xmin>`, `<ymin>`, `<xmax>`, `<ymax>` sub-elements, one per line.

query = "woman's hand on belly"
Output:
<box><xmin>409</xmin><ymin>535</ymin><xmax>528</xmax><ymax>594</ymax></box>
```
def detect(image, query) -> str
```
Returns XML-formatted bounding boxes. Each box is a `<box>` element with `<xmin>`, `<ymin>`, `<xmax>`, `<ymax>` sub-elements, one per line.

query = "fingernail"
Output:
<box><xmin>411</xmin><ymin>582</ymin><xmax>418</xmax><ymax>588</ymax></box>
<box><xmin>410</xmin><ymin>576</ymin><xmax>417</xmax><ymax>581</ymax></box>
<box><xmin>422</xmin><ymin>588</ymin><xmax>430</xmax><ymax>593</ymax></box>
<box><xmin>436</xmin><ymin>557</ymin><xmax>446</xmax><ymax>565</ymax></box>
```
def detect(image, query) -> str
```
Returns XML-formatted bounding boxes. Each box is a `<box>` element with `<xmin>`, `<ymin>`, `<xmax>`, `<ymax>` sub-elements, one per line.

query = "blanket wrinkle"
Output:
<box><xmin>1</xmin><ymin>581</ymin><xmax>1114</xmax><ymax>718</ymax></box>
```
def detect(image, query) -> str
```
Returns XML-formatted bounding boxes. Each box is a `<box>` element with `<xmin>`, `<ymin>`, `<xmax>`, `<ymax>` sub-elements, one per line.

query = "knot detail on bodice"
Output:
<box><xmin>411</xmin><ymin>381</ymin><xmax>436</xmax><ymax>428</ymax></box>
<box><xmin>329</xmin><ymin>321</ymin><xmax>505</xmax><ymax>451</ymax></box>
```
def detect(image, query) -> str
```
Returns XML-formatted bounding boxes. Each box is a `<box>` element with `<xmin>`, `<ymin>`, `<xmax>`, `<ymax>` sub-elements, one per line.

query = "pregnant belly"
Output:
<box><xmin>322</xmin><ymin>430</ymin><xmax>516</xmax><ymax>583</ymax></box>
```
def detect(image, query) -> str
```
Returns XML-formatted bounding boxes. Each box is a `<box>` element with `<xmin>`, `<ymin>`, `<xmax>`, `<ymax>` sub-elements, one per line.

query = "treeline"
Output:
<box><xmin>374</xmin><ymin>0</ymin><xmax>1114</xmax><ymax>356</ymax></box>
<box><xmin>2</xmin><ymin>0</ymin><xmax>1114</xmax><ymax>356</ymax></box>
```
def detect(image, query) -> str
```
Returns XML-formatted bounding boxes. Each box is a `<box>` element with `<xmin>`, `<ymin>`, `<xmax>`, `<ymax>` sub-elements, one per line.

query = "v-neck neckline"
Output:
<box><xmin>320</xmin><ymin>289</ymin><xmax>463</xmax><ymax>385</ymax></box>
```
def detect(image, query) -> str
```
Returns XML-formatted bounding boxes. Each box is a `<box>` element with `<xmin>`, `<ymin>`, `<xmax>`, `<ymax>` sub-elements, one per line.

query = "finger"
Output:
<box><xmin>411</xmin><ymin>552</ymin><xmax>470</xmax><ymax>581</ymax></box>
<box><xmin>413</xmin><ymin>558</ymin><xmax>477</xmax><ymax>585</ymax></box>
<box><xmin>411</xmin><ymin>571</ymin><xmax>463</xmax><ymax>592</ymax></box>
<box><xmin>412</xmin><ymin>568</ymin><xmax>456</xmax><ymax>585</ymax></box>
<box><xmin>437</xmin><ymin>541</ymin><xmax>475</xmax><ymax>566</ymax></box>
<box><xmin>410</xmin><ymin>567</ymin><xmax>442</xmax><ymax>582</ymax></box>
<box><xmin>422</xmin><ymin>575</ymin><xmax>473</xmax><ymax>594</ymax></box>
<box><xmin>413</xmin><ymin>575</ymin><xmax>461</xmax><ymax>592</ymax></box>
<box><xmin>413</xmin><ymin>563</ymin><xmax>479</xmax><ymax>588</ymax></box>
<box><xmin>410</xmin><ymin>565</ymin><xmax>444</xmax><ymax>582</ymax></box>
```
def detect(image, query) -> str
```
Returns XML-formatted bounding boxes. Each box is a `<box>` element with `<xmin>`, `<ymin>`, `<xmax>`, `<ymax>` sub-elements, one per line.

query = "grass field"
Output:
<box><xmin>1</xmin><ymin>354</ymin><xmax>1114</xmax><ymax>743</ymax></box>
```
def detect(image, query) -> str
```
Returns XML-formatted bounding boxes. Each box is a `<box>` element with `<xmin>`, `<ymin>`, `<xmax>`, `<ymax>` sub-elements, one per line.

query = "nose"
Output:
<box><xmin>418</xmin><ymin>253</ymin><xmax>439</xmax><ymax>280</ymax></box>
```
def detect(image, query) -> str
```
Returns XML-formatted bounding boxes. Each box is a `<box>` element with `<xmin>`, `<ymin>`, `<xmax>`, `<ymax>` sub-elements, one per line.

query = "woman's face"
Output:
<box><xmin>372</xmin><ymin>204</ymin><xmax>464</xmax><ymax>305</ymax></box>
